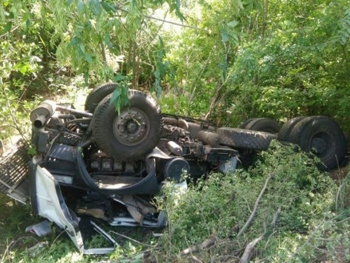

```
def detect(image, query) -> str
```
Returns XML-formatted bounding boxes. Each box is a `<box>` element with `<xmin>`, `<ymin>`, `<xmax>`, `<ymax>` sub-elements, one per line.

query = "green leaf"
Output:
<box><xmin>110</xmin><ymin>88</ymin><xmax>121</xmax><ymax>105</ymax></box>
<box><xmin>154</xmin><ymin>70</ymin><xmax>160</xmax><ymax>78</ymax></box>
<box><xmin>166</xmin><ymin>0</ymin><xmax>184</xmax><ymax>21</ymax></box>
<box><xmin>89</xmin><ymin>0</ymin><xmax>102</xmax><ymax>17</ymax></box>
<box><xmin>131</xmin><ymin>0</ymin><xmax>138</xmax><ymax>10</ymax></box>
<box><xmin>79</xmin><ymin>43</ymin><xmax>85</xmax><ymax>53</ymax></box>
<box><xmin>8</xmin><ymin>11</ymin><xmax>14</xmax><ymax>19</ymax></box>
<box><xmin>22</xmin><ymin>12</ymin><xmax>30</xmax><ymax>23</ymax></box>
<box><xmin>101</xmin><ymin>1</ymin><xmax>116</xmax><ymax>13</ymax></box>
<box><xmin>341</xmin><ymin>36</ymin><xmax>346</xmax><ymax>44</ymax></box>
<box><xmin>16</xmin><ymin>63</ymin><xmax>30</xmax><ymax>75</ymax></box>
<box><xmin>221</xmin><ymin>28</ymin><xmax>228</xmax><ymax>42</ymax></box>
<box><xmin>175</xmin><ymin>0</ymin><xmax>184</xmax><ymax>21</ymax></box>
<box><xmin>4</xmin><ymin>22</ymin><xmax>12</xmax><ymax>33</ymax></box>
<box><xmin>84</xmin><ymin>54</ymin><xmax>92</xmax><ymax>64</ymax></box>
<box><xmin>70</xmin><ymin>36</ymin><xmax>79</xmax><ymax>45</ymax></box>
<box><xmin>227</xmin><ymin>21</ymin><xmax>239</xmax><ymax>28</ymax></box>
<box><xmin>237</xmin><ymin>0</ymin><xmax>243</xmax><ymax>9</ymax></box>
<box><xmin>77</xmin><ymin>0</ymin><xmax>84</xmax><ymax>13</ymax></box>
<box><xmin>114</xmin><ymin>75</ymin><xmax>127</xmax><ymax>82</ymax></box>
<box><xmin>66</xmin><ymin>0</ymin><xmax>74</xmax><ymax>6</ymax></box>
<box><xmin>176</xmin><ymin>0</ymin><xmax>181</xmax><ymax>10</ymax></box>
<box><xmin>104</xmin><ymin>33</ymin><xmax>112</xmax><ymax>48</ymax></box>
<box><xmin>151</xmin><ymin>79</ymin><xmax>162</xmax><ymax>98</ymax></box>
<box><xmin>84</xmin><ymin>71</ymin><xmax>89</xmax><ymax>85</ymax></box>
<box><xmin>158</xmin><ymin>36</ymin><xmax>164</xmax><ymax>48</ymax></box>
<box><xmin>176</xmin><ymin>9</ymin><xmax>185</xmax><ymax>22</ymax></box>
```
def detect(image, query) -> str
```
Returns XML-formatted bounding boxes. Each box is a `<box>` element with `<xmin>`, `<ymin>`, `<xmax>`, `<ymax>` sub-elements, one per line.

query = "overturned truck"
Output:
<box><xmin>0</xmin><ymin>83</ymin><xmax>347</xmax><ymax>253</ymax></box>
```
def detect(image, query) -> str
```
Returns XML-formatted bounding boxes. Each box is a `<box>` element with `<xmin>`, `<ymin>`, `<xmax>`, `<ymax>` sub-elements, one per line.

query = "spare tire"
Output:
<box><xmin>217</xmin><ymin>127</ymin><xmax>277</xmax><ymax>150</ymax></box>
<box><xmin>244</xmin><ymin>118</ymin><xmax>280</xmax><ymax>133</ymax></box>
<box><xmin>289</xmin><ymin>116</ymin><xmax>347</xmax><ymax>170</ymax></box>
<box><xmin>277</xmin><ymin>116</ymin><xmax>306</xmax><ymax>141</ymax></box>
<box><xmin>85</xmin><ymin>83</ymin><xmax>119</xmax><ymax>113</ymax></box>
<box><xmin>92</xmin><ymin>90</ymin><xmax>162</xmax><ymax>159</ymax></box>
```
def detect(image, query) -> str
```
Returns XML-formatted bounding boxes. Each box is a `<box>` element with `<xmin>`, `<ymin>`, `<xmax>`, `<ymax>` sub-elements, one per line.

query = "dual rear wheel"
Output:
<box><xmin>222</xmin><ymin>116</ymin><xmax>347</xmax><ymax>170</ymax></box>
<box><xmin>279</xmin><ymin>116</ymin><xmax>347</xmax><ymax>170</ymax></box>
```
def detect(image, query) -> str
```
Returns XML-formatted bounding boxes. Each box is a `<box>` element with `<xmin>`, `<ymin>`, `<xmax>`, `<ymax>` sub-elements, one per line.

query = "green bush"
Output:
<box><xmin>153</xmin><ymin>140</ymin><xmax>344</xmax><ymax>262</ymax></box>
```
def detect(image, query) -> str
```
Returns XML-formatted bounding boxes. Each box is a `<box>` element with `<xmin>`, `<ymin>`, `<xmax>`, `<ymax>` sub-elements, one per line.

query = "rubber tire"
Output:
<box><xmin>239</xmin><ymin>118</ymin><xmax>254</xmax><ymax>129</ymax></box>
<box><xmin>289</xmin><ymin>116</ymin><xmax>347</xmax><ymax>170</ymax></box>
<box><xmin>238</xmin><ymin>118</ymin><xmax>280</xmax><ymax>167</ymax></box>
<box><xmin>217</xmin><ymin>128</ymin><xmax>277</xmax><ymax>150</ymax></box>
<box><xmin>277</xmin><ymin>117</ymin><xmax>306</xmax><ymax>141</ymax></box>
<box><xmin>244</xmin><ymin>118</ymin><xmax>280</xmax><ymax>134</ymax></box>
<box><xmin>85</xmin><ymin>83</ymin><xmax>118</xmax><ymax>113</ymax></box>
<box><xmin>92</xmin><ymin>90</ymin><xmax>162</xmax><ymax>159</ymax></box>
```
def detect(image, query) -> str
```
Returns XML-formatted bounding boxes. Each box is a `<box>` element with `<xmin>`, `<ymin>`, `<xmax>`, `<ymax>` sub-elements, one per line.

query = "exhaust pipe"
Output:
<box><xmin>30</xmin><ymin>100</ymin><xmax>56</xmax><ymax>129</ymax></box>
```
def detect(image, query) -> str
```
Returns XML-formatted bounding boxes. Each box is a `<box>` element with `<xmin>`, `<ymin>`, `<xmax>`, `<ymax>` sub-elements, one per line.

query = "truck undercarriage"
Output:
<box><xmin>0</xmin><ymin>83</ymin><xmax>347</xmax><ymax>253</ymax></box>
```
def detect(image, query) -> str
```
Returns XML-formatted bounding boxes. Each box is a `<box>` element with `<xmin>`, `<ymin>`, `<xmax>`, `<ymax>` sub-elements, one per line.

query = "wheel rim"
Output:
<box><xmin>113</xmin><ymin>107</ymin><xmax>150</xmax><ymax>146</ymax></box>
<box><xmin>310</xmin><ymin>132</ymin><xmax>334</xmax><ymax>157</ymax></box>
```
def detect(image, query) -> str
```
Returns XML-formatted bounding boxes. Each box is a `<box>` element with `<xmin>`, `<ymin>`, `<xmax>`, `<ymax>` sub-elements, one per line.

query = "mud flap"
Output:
<box><xmin>32</xmin><ymin>165</ymin><xmax>117</xmax><ymax>254</ymax></box>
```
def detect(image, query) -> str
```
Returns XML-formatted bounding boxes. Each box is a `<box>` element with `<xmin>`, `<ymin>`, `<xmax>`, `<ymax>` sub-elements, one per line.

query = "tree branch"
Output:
<box><xmin>181</xmin><ymin>237</ymin><xmax>217</xmax><ymax>256</ymax></box>
<box><xmin>204</xmin><ymin>82</ymin><xmax>224</xmax><ymax>120</ymax></box>
<box><xmin>237</xmin><ymin>174</ymin><xmax>274</xmax><ymax>237</ymax></box>
<box><xmin>239</xmin><ymin>234</ymin><xmax>264</xmax><ymax>263</ymax></box>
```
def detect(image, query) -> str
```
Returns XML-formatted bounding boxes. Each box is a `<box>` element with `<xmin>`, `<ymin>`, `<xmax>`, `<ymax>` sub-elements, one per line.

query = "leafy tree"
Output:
<box><xmin>0</xmin><ymin>0</ymin><xmax>184</xmax><ymax>138</ymax></box>
<box><xmin>1</xmin><ymin>0</ymin><xmax>184</xmax><ymax>85</ymax></box>
<box><xmin>2</xmin><ymin>0</ymin><xmax>350</xmax><ymax>133</ymax></box>
<box><xmin>160</xmin><ymin>0</ymin><xmax>261</xmax><ymax>117</ymax></box>
<box><xmin>212</xmin><ymin>0</ymin><xmax>350</xmax><ymax>129</ymax></box>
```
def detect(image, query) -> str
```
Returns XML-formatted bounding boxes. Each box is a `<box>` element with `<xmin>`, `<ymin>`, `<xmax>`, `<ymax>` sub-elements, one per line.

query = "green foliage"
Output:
<box><xmin>212</xmin><ymin>0</ymin><xmax>350</xmax><ymax>129</ymax></box>
<box><xmin>154</xmin><ymin>140</ymin><xmax>343</xmax><ymax>262</ymax></box>
<box><xmin>0</xmin><ymin>87</ymin><xmax>37</xmax><ymax>141</ymax></box>
<box><xmin>1</xmin><ymin>0</ymin><xmax>350</xmax><ymax>261</ymax></box>
<box><xmin>0</xmin><ymin>0</ymin><xmax>186</xmax><ymax>113</ymax></box>
<box><xmin>2</xmin><ymin>0</ymin><xmax>350</xmax><ymax>129</ymax></box>
<box><xmin>0</xmin><ymin>0</ymin><xmax>186</xmax><ymax>139</ymax></box>
<box><xmin>1</xmin><ymin>0</ymin><xmax>350</xmax><ymax>126</ymax></box>
<box><xmin>159</xmin><ymin>0</ymin><xmax>257</xmax><ymax>118</ymax></box>
<box><xmin>1</xmin><ymin>143</ymin><xmax>350</xmax><ymax>262</ymax></box>
<box><xmin>109</xmin><ymin>75</ymin><xmax>130</xmax><ymax>113</ymax></box>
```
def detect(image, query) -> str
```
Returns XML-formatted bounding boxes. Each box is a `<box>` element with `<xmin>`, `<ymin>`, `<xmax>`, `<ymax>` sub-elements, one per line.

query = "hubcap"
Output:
<box><xmin>113</xmin><ymin>108</ymin><xmax>149</xmax><ymax>146</ymax></box>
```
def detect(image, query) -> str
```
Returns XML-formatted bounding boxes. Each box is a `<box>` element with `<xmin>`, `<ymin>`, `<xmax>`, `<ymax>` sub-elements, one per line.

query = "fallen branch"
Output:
<box><xmin>237</xmin><ymin>174</ymin><xmax>274</xmax><ymax>237</ymax></box>
<box><xmin>181</xmin><ymin>237</ymin><xmax>217</xmax><ymax>256</ymax></box>
<box><xmin>239</xmin><ymin>205</ymin><xmax>281</xmax><ymax>263</ymax></box>
<box><xmin>188</xmin><ymin>255</ymin><xmax>203</xmax><ymax>263</ymax></box>
<box><xmin>239</xmin><ymin>234</ymin><xmax>264</xmax><ymax>263</ymax></box>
